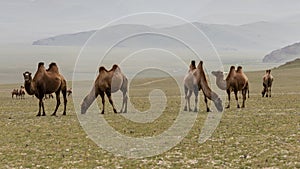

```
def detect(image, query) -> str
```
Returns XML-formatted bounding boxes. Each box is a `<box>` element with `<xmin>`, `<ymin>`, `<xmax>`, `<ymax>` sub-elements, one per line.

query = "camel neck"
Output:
<box><xmin>24</xmin><ymin>80</ymin><xmax>35</xmax><ymax>95</ymax></box>
<box><xmin>215</xmin><ymin>75</ymin><xmax>227</xmax><ymax>90</ymax></box>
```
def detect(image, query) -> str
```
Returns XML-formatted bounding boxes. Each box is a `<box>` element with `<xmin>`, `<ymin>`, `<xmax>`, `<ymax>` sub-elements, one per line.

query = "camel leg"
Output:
<box><xmin>105</xmin><ymin>89</ymin><xmax>117</xmax><ymax>113</ymax></box>
<box><xmin>193</xmin><ymin>87</ymin><xmax>199</xmax><ymax>112</ymax></box>
<box><xmin>241</xmin><ymin>89</ymin><xmax>246</xmax><ymax>108</ymax></box>
<box><xmin>187</xmin><ymin>90</ymin><xmax>193</xmax><ymax>112</ymax></box>
<box><xmin>37</xmin><ymin>98</ymin><xmax>42</xmax><ymax>116</ymax></box>
<box><xmin>269</xmin><ymin>87</ymin><xmax>272</xmax><ymax>97</ymax></box>
<box><xmin>99</xmin><ymin>91</ymin><xmax>105</xmax><ymax>114</ymax></box>
<box><xmin>234</xmin><ymin>90</ymin><xmax>240</xmax><ymax>108</ymax></box>
<box><xmin>184</xmin><ymin>86</ymin><xmax>193</xmax><ymax>112</ymax></box>
<box><xmin>204</xmin><ymin>95</ymin><xmax>210</xmax><ymax>112</ymax></box>
<box><xmin>120</xmin><ymin>91</ymin><xmax>128</xmax><ymax>113</ymax></box>
<box><xmin>62</xmin><ymin>88</ymin><xmax>67</xmax><ymax>115</ymax></box>
<box><xmin>51</xmin><ymin>91</ymin><xmax>61</xmax><ymax>116</ymax></box>
<box><xmin>226</xmin><ymin>89</ymin><xmax>231</xmax><ymax>108</ymax></box>
<box><xmin>41</xmin><ymin>100</ymin><xmax>46</xmax><ymax>116</ymax></box>
<box><xmin>184</xmin><ymin>85</ymin><xmax>188</xmax><ymax>111</ymax></box>
<box><xmin>262</xmin><ymin>84</ymin><xmax>266</xmax><ymax>97</ymax></box>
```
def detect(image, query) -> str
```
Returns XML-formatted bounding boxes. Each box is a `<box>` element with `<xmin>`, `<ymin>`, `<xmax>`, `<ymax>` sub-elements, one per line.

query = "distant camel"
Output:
<box><xmin>262</xmin><ymin>69</ymin><xmax>274</xmax><ymax>97</ymax></box>
<box><xmin>44</xmin><ymin>93</ymin><xmax>54</xmax><ymax>99</ymax></box>
<box><xmin>212</xmin><ymin>66</ymin><xmax>249</xmax><ymax>108</ymax></box>
<box><xmin>23</xmin><ymin>62</ymin><xmax>67</xmax><ymax>116</ymax></box>
<box><xmin>19</xmin><ymin>86</ymin><xmax>25</xmax><ymax>99</ymax></box>
<box><xmin>183</xmin><ymin>61</ymin><xmax>223</xmax><ymax>112</ymax></box>
<box><xmin>11</xmin><ymin>89</ymin><xmax>19</xmax><ymax>99</ymax></box>
<box><xmin>81</xmin><ymin>64</ymin><xmax>128</xmax><ymax>114</ymax></box>
<box><xmin>67</xmin><ymin>88</ymin><xmax>72</xmax><ymax>96</ymax></box>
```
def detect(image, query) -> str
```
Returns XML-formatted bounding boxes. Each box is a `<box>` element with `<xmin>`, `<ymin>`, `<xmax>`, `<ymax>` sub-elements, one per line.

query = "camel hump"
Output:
<box><xmin>99</xmin><ymin>66</ymin><xmax>108</xmax><ymax>73</ymax></box>
<box><xmin>197</xmin><ymin>60</ymin><xmax>203</xmax><ymax>68</ymax></box>
<box><xmin>47</xmin><ymin>62</ymin><xmax>59</xmax><ymax>73</ymax></box>
<box><xmin>38</xmin><ymin>62</ymin><xmax>45</xmax><ymax>68</ymax></box>
<box><xmin>191</xmin><ymin>60</ymin><xmax>195</xmax><ymax>67</ymax></box>
<box><xmin>111</xmin><ymin>64</ymin><xmax>119</xmax><ymax>71</ymax></box>
<box><xmin>236</xmin><ymin>66</ymin><xmax>243</xmax><ymax>73</ymax></box>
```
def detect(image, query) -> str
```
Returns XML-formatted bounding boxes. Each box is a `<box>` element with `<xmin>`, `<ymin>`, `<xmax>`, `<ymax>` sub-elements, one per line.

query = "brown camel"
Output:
<box><xmin>81</xmin><ymin>64</ymin><xmax>128</xmax><ymax>114</ymax></box>
<box><xmin>23</xmin><ymin>62</ymin><xmax>67</xmax><ymax>116</ymax></box>
<box><xmin>183</xmin><ymin>61</ymin><xmax>223</xmax><ymax>112</ymax></box>
<box><xmin>11</xmin><ymin>89</ymin><xmax>19</xmax><ymax>99</ymax></box>
<box><xmin>262</xmin><ymin>69</ymin><xmax>274</xmax><ymax>97</ymax></box>
<box><xmin>19</xmin><ymin>86</ymin><xmax>26</xmax><ymax>99</ymax></box>
<box><xmin>212</xmin><ymin>66</ymin><xmax>249</xmax><ymax>108</ymax></box>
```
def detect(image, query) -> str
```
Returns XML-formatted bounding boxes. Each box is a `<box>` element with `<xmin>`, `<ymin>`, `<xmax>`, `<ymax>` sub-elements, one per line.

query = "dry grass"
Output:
<box><xmin>0</xmin><ymin>64</ymin><xmax>299</xmax><ymax>168</ymax></box>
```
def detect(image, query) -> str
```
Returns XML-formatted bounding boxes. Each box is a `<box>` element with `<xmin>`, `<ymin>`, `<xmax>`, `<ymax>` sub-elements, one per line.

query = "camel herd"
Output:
<box><xmin>11</xmin><ymin>86</ymin><xmax>26</xmax><ymax>99</ymax></box>
<box><xmin>21</xmin><ymin>61</ymin><xmax>274</xmax><ymax>116</ymax></box>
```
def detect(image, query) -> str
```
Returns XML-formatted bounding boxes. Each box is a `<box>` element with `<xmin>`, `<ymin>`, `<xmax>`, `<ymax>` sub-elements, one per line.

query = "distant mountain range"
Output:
<box><xmin>33</xmin><ymin>21</ymin><xmax>300</xmax><ymax>63</ymax></box>
<box><xmin>263</xmin><ymin>42</ymin><xmax>300</xmax><ymax>63</ymax></box>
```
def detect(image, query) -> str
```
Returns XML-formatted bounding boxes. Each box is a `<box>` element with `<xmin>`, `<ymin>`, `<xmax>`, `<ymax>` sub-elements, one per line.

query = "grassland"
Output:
<box><xmin>0</xmin><ymin>61</ymin><xmax>299</xmax><ymax>168</ymax></box>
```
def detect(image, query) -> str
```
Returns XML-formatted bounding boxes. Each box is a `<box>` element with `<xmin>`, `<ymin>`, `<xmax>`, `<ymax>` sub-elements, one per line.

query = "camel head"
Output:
<box><xmin>23</xmin><ymin>71</ymin><xmax>32</xmax><ymax>82</ymax></box>
<box><xmin>213</xmin><ymin>97</ymin><xmax>223</xmax><ymax>112</ymax></box>
<box><xmin>211</xmin><ymin>70</ymin><xmax>224</xmax><ymax>78</ymax></box>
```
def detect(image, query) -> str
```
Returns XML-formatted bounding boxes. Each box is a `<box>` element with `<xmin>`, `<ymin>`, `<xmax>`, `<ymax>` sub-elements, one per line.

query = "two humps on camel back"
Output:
<box><xmin>23</xmin><ymin>62</ymin><xmax>67</xmax><ymax>116</ymax></box>
<box><xmin>81</xmin><ymin>64</ymin><xmax>128</xmax><ymax>114</ymax></box>
<box><xmin>211</xmin><ymin>65</ymin><xmax>249</xmax><ymax>109</ymax></box>
<box><xmin>262</xmin><ymin>69</ymin><xmax>274</xmax><ymax>98</ymax></box>
<box><xmin>183</xmin><ymin>60</ymin><xmax>223</xmax><ymax>113</ymax></box>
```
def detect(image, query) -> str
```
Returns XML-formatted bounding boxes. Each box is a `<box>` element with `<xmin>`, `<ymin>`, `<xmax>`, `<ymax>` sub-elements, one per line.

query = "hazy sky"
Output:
<box><xmin>1</xmin><ymin>0</ymin><xmax>300</xmax><ymax>44</ymax></box>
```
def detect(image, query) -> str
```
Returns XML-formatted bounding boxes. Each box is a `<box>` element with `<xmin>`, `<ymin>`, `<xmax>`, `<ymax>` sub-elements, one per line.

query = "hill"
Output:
<box><xmin>275</xmin><ymin>58</ymin><xmax>300</xmax><ymax>69</ymax></box>
<box><xmin>32</xmin><ymin>22</ymin><xmax>300</xmax><ymax>54</ymax></box>
<box><xmin>263</xmin><ymin>42</ymin><xmax>300</xmax><ymax>63</ymax></box>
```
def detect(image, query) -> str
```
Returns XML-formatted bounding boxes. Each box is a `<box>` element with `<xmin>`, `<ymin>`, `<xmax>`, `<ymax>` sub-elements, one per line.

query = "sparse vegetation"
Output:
<box><xmin>0</xmin><ymin>62</ymin><xmax>299</xmax><ymax>168</ymax></box>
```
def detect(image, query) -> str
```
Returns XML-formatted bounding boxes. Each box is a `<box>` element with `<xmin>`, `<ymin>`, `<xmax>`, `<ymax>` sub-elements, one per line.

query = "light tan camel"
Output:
<box><xmin>23</xmin><ymin>62</ymin><xmax>67</xmax><ymax>116</ymax></box>
<box><xmin>212</xmin><ymin>66</ymin><xmax>249</xmax><ymax>108</ymax></box>
<box><xmin>81</xmin><ymin>64</ymin><xmax>128</xmax><ymax>114</ymax></box>
<box><xmin>183</xmin><ymin>61</ymin><xmax>223</xmax><ymax>112</ymax></box>
<box><xmin>262</xmin><ymin>69</ymin><xmax>274</xmax><ymax>97</ymax></box>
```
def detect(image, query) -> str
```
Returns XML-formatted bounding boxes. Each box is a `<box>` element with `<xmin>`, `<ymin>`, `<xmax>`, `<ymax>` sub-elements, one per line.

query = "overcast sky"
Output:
<box><xmin>1</xmin><ymin>0</ymin><xmax>300</xmax><ymax>44</ymax></box>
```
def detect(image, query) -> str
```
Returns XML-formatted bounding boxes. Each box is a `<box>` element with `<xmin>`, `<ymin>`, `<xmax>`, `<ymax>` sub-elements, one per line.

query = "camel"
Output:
<box><xmin>23</xmin><ymin>62</ymin><xmax>67</xmax><ymax>116</ymax></box>
<box><xmin>81</xmin><ymin>64</ymin><xmax>128</xmax><ymax>114</ymax></box>
<box><xmin>212</xmin><ymin>66</ymin><xmax>249</xmax><ymax>108</ymax></box>
<box><xmin>19</xmin><ymin>86</ymin><xmax>25</xmax><ymax>99</ymax></box>
<box><xmin>67</xmin><ymin>88</ymin><xmax>72</xmax><ymax>96</ymax></box>
<box><xmin>183</xmin><ymin>61</ymin><xmax>223</xmax><ymax>112</ymax></box>
<box><xmin>11</xmin><ymin>89</ymin><xmax>19</xmax><ymax>99</ymax></box>
<box><xmin>44</xmin><ymin>93</ymin><xmax>54</xmax><ymax>99</ymax></box>
<box><xmin>262</xmin><ymin>69</ymin><xmax>274</xmax><ymax>97</ymax></box>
